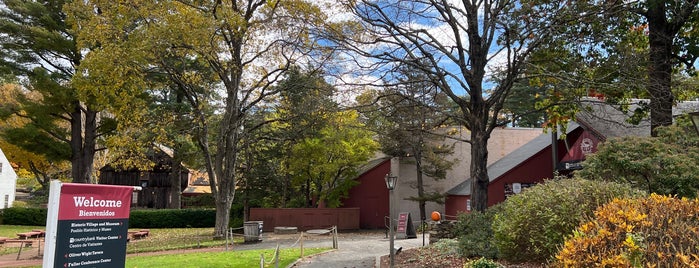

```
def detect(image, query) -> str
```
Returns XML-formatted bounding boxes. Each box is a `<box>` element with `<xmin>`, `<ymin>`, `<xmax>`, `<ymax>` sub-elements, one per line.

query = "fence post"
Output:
<box><xmin>275</xmin><ymin>244</ymin><xmax>280</xmax><ymax>268</ymax></box>
<box><xmin>260</xmin><ymin>254</ymin><xmax>265</xmax><ymax>268</ymax></box>
<box><xmin>300</xmin><ymin>231</ymin><xmax>304</xmax><ymax>258</ymax></box>
<box><xmin>225</xmin><ymin>228</ymin><xmax>229</xmax><ymax>251</ymax></box>
<box><xmin>332</xmin><ymin>226</ymin><xmax>338</xmax><ymax>249</ymax></box>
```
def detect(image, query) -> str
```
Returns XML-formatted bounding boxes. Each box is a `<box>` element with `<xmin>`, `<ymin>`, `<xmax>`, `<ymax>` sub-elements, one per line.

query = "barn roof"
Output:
<box><xmin>446</xmin><ymin>123</ymin><xmax>579</xmax><ymax>196</ymax></box>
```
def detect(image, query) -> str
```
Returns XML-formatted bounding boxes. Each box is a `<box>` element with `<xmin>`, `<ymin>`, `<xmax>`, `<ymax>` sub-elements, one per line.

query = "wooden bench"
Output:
<box><xmin>5</xmin><ymin>239</ymin><xmax>33</xmax><ymax>247</ymax></box>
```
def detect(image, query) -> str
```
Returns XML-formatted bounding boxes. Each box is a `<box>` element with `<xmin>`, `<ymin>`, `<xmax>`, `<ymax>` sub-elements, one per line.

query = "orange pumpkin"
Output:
<box><xmin>431</xmin><ymin>211</ymin><xmax>441</xmax><ymax>221</ymax></box>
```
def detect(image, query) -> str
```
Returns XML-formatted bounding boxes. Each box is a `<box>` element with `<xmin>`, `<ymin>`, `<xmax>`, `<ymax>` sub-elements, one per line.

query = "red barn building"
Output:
<box><xmin>443</xmin><ymin>99</ymin><xmax>687</xmax><ymax>214</ymax></box>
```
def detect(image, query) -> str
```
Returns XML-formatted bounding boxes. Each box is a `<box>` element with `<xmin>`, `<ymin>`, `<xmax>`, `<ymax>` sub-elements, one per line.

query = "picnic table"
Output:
<box><xmin>15</xmin><ymin>230</ymin><xmax>44</xmax><ymax>240</ymax></box>
<box><xmin>128</xmin><ymin>229</ymin><xmax>150</xmax><ymax>240</ymax></box>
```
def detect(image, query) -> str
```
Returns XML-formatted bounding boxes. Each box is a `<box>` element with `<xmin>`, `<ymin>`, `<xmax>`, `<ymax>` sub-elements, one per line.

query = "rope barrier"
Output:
<box><xmin>255</xmin><ymin>226</ymin><xmax>339</xmax><ymax>267</ymax></box>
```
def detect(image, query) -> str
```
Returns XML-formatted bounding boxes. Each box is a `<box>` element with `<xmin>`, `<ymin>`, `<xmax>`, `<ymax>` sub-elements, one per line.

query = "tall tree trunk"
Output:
<box><xmin>469</xmin><ymin>102</ymin><xmax>490</xmax><ymax>212</ymax></box>
<box><xmin>81</xmin><ymin>108</ymin><xmax>97</xmax><ymax>184</ymax></box>
<box><xmin>70</xmin><ymin>101</ymin><xmax>84</xmax><ymax>183</ymax></box>
<box><xmin>414</xmin><ymin>152</ymin><xmax>426</xmax><ymax>223</ymax></box>
<box><xmin>213</xmin><ymin>195</ymin><xmax>234</xmax><ymax>239</ymax></box>
<box><xmin>168</xmin><ymin>149</ymin><xmax>182</xmax><ymax>209</ymax></box>
<box><xmin>70</xmin><ymin>101</ymin><xmax>97</xmax><ymax>184</ymax></box>
<box><xmin>646</xmin><ymin>1</ymin><xmax>674</xmax><ymax>137</ymax></box>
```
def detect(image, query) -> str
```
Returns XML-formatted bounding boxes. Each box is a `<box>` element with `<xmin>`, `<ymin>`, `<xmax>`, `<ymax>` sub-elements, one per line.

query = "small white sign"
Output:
<box><xmin>512</xmin><ymin>183</ymin><xmax>522</xmax><ymax>194</ymax></box>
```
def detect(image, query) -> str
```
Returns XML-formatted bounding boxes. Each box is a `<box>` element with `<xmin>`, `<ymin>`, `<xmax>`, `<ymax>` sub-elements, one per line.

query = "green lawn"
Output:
<box><xmin>0</xmin><ymin>225</ymin><xmax>241</xmax><ymax>253</ymax></box>
<box><xmin>0</xmin><ymin>225</ymin><xmax>42</xmax><ymax>238</ymax></box>
<box><xmin>0</xmin><ymin>225</ymin><xmax>43</xmax><ymax>255</ymax></box>
<box><xmin>125</xmin><ymin>227</ymin><xmax>242</xmax><ymax>253</ymax></box>
<box><xmin>125</xmin><ymin>247</ymin><xmax>329</xmax><ymax>268</ymax></box>
<box><xmin>1</xmin><ymin>225</ymin><xmax>330</xmax><ymax>268</ymax></box>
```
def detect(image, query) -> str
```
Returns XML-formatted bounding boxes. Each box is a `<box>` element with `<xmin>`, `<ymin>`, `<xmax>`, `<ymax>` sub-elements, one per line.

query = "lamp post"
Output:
<box><xmin>690</xmin><ymin>112</ymin><xmax>699</xmax><ymax>135</ymax></box>
<box><xmin>385</xmin><ymin>173</ymin><xmax>398</xmax><ymax>268</ymax></box>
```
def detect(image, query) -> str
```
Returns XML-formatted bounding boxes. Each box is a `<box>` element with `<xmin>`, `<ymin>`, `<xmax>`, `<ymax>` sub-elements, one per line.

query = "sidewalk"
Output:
<box><xmin>291</xmin><ymin>232</ymin><xmax>428</xmax><ymax>268</ymax></box>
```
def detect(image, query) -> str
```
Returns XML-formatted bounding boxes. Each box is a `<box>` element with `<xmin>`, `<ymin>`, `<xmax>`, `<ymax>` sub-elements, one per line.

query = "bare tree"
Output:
<box><xmin>331</xmin><ymin>0</ymin><xmax>572</xmax><ymax>211</ymax></box>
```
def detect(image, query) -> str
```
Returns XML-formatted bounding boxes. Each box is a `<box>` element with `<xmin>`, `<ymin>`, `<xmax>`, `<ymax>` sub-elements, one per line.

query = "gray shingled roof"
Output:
<box><xmin>355</xmin><ymin>157</ymin><xmax>391</xmax><ymax>177</ymax></box>
<box><xmin>446</xmin><ymin>123</ymin><xmax>580</xmax><ymax>195</ymax></box>
<box><xmin>576</xmin><ymin>99</ymin><xmax>699</xmax><ymax>139</ymax></box>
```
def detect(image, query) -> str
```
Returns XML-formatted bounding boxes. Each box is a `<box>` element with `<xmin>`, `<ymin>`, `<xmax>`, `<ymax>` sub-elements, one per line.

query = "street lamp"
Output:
<box><xmin>690</xmin><ymin>112</ymin><xmax>699</xmax><ymax>136</ymax></box>
<box><xmin>385</xmin><ymin>173</ymin><xmax>398</xmax><ymax>268</ymax></box>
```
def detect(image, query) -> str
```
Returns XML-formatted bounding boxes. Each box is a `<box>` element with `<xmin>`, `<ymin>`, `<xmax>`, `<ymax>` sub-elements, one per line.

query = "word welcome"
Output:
<box><xmin>73</xmin><ymin>196</ymin><xmax>123</xmax><ymax>208</ymax></box>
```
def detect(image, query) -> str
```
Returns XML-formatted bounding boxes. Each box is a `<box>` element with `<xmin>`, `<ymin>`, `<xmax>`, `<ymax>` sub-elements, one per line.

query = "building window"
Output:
<box><xmin>3</xmin><ymin>195</ymin><xmax>8</xmax><ymax>209</ymax></box>
<box><xmin>466</xmin><ymin>199</ymin><xmax>471</xmax><ymax>211</ymax></box>
<box><xmin>0</xmin><ymin>162</ymin><xmax>3</xmax><ymax>173</ymax></box>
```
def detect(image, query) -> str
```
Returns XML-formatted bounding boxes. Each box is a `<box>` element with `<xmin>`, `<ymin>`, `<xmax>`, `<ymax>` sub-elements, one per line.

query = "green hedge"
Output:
<box><xmin>0</xmin><ymin>207</ymin><xmax>48</xmax><ymax>225</ymax></box>
<box><xmin>128</xmin><ymin>209</ymin><xmax>216</xmax><ymax>228</ymax></box>
<box><xmin>0</xmin><ymin>207</ymin><xmax>217</xmax><ymax>228</ymax></box>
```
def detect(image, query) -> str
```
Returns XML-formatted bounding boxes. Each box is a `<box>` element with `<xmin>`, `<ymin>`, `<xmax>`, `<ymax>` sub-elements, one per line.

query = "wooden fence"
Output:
<box><xmin>249</xmin><ymin>208</ymin><xmax>360</xmax><ymax>232</ymax></box>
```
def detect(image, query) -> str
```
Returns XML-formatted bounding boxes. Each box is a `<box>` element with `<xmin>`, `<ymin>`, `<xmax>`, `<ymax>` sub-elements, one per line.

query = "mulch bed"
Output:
<box><xmin>378</xmin><ymin>247</ymin><xmax>546</xmax><ymax>268</ymax></box>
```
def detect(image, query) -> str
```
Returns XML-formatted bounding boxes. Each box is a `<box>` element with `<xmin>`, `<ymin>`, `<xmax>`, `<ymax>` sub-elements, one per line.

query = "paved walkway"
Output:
<box><xmin>291</xmin><ymin>231</ymin><xmax>428</xmax><ymax>268</ymax></box>
<box><xmin>0</xmin><ymin>230</ymin><xmax>428</xmax><ymax>268</ymax></box>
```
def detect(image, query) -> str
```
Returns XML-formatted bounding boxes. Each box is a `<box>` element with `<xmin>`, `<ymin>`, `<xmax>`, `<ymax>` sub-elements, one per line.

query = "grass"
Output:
<box><xmin>0</xmin><ymin>225</ymin><xmax>42</xmax><ymax>238</ymax></box>
<box><xmin>125</xmin><ymin>247</ymin><xmax>329</xmax><ymax>267</ymax></box>
<box><xmin>1</xmin><ymin>225</ymin><xmax>331</xmax><ymax>267</ymax></box>
<box><xmin>125</xmin><ymin>227</ymin><xmax>244</xmax><ymax>253</ymax></box>
<box><xmin>0</xmin><ymin>225</ymin><xmax>43</xmax><ymax>255</ymax></box>
<box><xmin>0</xmin><ymin>225</ymin><xmax>243</xmax><ymax>254</ymax></box>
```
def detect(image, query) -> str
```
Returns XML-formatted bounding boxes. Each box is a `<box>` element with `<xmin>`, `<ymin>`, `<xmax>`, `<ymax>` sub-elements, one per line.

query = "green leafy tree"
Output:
<box><xmin>0</xmin><ymin>0</ymin><xmax>115</xmax><ymax>183</ymax></box>
<box><xmin>287</xmin><ymin>110</ymin><xmax>378</xmax><ymax>208</ymax></box>
<box><xmin>577</xmin><ymin>116</ymin><xmax>699</xmax><ymax>198</ymax></box>
<box><xmin>531</xmin><ymin>1</ymin><xmax>699</xmax><ymax>135</ymax></box>
<box><xmin>66</xmin><ymin>0</ymin><xmax>329</xmax><ymax>237</ymax></box>
<box><xmin>270</xmin><ymin>66</ymin><xmax>338</xmax><ymax>207</ymax></box>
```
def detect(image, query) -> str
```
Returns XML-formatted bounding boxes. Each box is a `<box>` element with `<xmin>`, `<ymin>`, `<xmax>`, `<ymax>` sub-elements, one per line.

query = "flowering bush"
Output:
<box><xmin>555</xmin><ymin>194</ymin><xmax>699</xmax><ymax>267</ymax></box>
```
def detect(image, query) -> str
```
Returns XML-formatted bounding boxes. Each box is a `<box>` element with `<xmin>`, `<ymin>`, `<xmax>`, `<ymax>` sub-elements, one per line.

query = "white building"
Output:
<box><xmin>0</xmin><ymin>147</ymin><xmax>17</xmax><ymax>208</ymax></box>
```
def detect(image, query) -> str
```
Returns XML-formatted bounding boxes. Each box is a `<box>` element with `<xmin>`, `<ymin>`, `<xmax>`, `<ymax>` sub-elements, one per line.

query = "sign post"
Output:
<box><xmin>43</xmin><ymin>181</ymin><xmax>136</xmax><ymax>268</ymax></box>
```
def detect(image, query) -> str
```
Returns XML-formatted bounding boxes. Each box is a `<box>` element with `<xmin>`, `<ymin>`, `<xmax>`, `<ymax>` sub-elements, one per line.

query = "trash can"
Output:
<box><xmin>244</xmin><ymin>221</ymin><xmax>263</xmax><ymax>242</ymax></box>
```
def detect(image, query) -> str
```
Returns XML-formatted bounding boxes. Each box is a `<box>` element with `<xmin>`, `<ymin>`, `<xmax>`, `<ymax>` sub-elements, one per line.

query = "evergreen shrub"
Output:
<box><xmin>455</xmin><ymin>205</ymin><xmax>501</xmax><ymax>259</ymax></box>
<box><xmin>492</xmin><ymin>178</ymin><xmax>645</xmax><ymax>263</ymax></box>
<box><xmin>128</xmin><ymin>208</ymin><xmax>216</xmax><ymax>228</ymax></box>
<box><xmin>0</xmin><ymin>207</ymin><xmax>48</xmax><ymax>225</ymax></box>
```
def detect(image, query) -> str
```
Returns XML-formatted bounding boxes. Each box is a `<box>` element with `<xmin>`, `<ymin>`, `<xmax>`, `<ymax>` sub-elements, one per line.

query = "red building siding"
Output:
<box><xmin>445</xmin><ymin>195</ymin><xmax>469</xmax><ymax>216</ymax></box>
<box><xmin>341</xmin><ymin>159</ymin><xmax>391</xmax><ymax>229</ymax></box>
<box><xmin>487</xmin><ymin>148</ymin><xmax>554</xmax><ymax>206</ymax></box>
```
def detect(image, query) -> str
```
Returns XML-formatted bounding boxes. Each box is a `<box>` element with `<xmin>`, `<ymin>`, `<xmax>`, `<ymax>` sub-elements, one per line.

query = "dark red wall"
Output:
<box><xmin>249</xmin><ymin>208</ymin><xmax>360</xmax><ymax>231</ymax></box>
<box><xmin>487</xmin><ymin>147</ymin><xmax>554</xmax><ymax>206</ymax></box>
<box><xmin>341</xmin><ymin>159</ymin><xmax>391</xmax><ymax>229</ymax></box>
<box><xmin>445</xmin><ymin>195</ymin><xmax>469</xmax><ymax>216</ymax></box>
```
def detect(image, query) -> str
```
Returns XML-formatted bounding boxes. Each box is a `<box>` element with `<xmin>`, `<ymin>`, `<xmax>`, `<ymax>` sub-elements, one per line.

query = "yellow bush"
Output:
<box><xmin>555</xmin><ymin>194</ymin><xmax>699</xmax><ymax>267</ymax></box>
